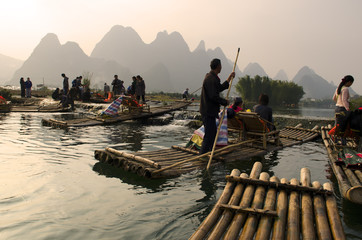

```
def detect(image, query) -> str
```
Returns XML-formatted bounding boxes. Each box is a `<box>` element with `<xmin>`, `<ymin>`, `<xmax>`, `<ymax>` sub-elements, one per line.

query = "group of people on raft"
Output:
<box><xmin>104</xmin><ymin>75</ymin><xmax>146</xmax><ymax>104</ymax></box>
<box><xmin>190</xmin><ymin>58</ymin><xmax>360</xmax><ymax>155</ymax></box>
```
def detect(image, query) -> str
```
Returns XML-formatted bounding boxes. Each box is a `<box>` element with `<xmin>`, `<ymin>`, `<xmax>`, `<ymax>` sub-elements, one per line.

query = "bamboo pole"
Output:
<box><xmin>105</xmin><ymin>147</ymin><xmax>161</xmax><ymax>169</ymax></box>
<box><xmin>255</xmin><ymin>176</ymin><xmax>279</xmax><ymax>240</ymax></box>
<box><xmin>189</xmin><ymin>169</ymin><xmax>240</xmax><ymax>240</ymax></box>
<box><xmin>239</xmin><ymin>172</ymin><xmax>270</xmax><ymax>239</ymax></box>
<box><xmin>225</xmin><ymin>175</ymin><xmax>331</xmax><ymax>195</ymax></box>
<box><xmin>218</xmin><ymin>204</ymin><xmax>277</xmax><ymax>217</ymax></box>
<box><xmin>223</xmin><ymin>162</ymin><xmax>262</xmax><ymax>240</ymax></box>
<box><xmin>152</xmin><ymin>139</ymin><xmax>256</xmax><ymax>176</ymax></box>
<box><xmin>312</xmin><ymin>181</ymin><xmax>332</xmax><ymax>240</ymax></box>
<box><xmin>287</xmin><ymin>178</ymin><xmax>300</xmax><ymax>240</ymax></box>
<box><xmin>206</xmin><ymin>48</ymin><xmax>240</xmax><ymax>171</ymax></box>
<box><xmin>321</xmin><ymin>129</ymin><xmax>352</xmax><ymax>197</ymax></box>
<box><xmin>272</xmin><ymin>178</ymin><xmax>288</xmax><ymax>240</ymax></box>
<box><xmin>323</xmin><ymin>182</ymin><xmax>346</xmax><ymax>240</ymax></box>
<box><xmin>207</xmin><ymin>173</ymin><xmax>249</xmax><ymax>240</ymax></box>
<box><xmin>321</xmin><ymin>128</ymin><xmax>362</xmax><ymax>204</ymax></box>
<box><xmin>300</xmin><ymin>168</ymin><xmax>316</xmax><ymax>240</ymax></box>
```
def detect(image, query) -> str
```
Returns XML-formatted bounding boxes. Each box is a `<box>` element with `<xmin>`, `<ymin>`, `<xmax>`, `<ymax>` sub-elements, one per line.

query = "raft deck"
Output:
<box><xmin>189</xmin><ymin>162</ymin><xmax>345</xmax><ymax>240</ymax></box>
<box><xmin>321</xmin><ymin>126</ymin><xmax>362</xmax><ymax>204</ymax></box>
<box><xmin>94</xmin><ymin>125</ymin><xmax>320</xmax><ymax>179</ymax></box>
<box><xmin>41</xmin><ymin>100</ymin><xmax>192</xmax><ymax>129</ymax></box>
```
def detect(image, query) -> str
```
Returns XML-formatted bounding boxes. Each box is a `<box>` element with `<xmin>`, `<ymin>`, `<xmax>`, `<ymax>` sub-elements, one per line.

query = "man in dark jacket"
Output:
<box><xmin>199</xmin><ymin>58</ymin><xmax>235</xmax><ymax>154</ymax></box>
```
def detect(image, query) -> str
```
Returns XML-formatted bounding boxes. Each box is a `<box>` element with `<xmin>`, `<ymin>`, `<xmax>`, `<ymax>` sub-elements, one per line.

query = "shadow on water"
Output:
<box><xmin>93</xmin><ymin>162</ymin><xmax>167</xmax><ymax>192</ymax></box>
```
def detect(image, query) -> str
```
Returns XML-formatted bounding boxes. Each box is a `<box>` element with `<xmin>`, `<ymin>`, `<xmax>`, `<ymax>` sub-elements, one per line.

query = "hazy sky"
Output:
<box><xmin>1</xmin><ymin>0</ymin><xmax>361</xmax><ymax>93</ymax></box>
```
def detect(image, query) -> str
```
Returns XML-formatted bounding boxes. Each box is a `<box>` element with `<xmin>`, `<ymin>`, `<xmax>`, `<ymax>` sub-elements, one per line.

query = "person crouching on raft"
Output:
<box><xmin>332</xmin><ymin>75</ymin><xmax>354</xmax><ymax>137</ymax></box>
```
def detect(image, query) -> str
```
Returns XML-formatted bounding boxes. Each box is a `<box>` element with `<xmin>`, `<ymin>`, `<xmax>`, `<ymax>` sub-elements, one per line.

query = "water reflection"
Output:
<box><xmin>19</xmin><ymin>114</ymin><xmax>33</xmax><ymax>135</ymax></box>
<box><xmin>93</xmin><ymin>162</ymin><xmax>166</xmax><ymax>192</ymax></box>
<box><xmin>105</xmin><ymin>122</ymin><xmax>146</xmax><ymax>151</ymax></box>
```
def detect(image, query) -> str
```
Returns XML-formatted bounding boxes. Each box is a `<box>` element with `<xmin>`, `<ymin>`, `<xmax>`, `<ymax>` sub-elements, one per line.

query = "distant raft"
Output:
<box><xmin>321</xmin><ymin>126</ymin><xmax>362</xmax><ymax>204</ymax></box>
<box><xmin>94</xmin><ymin>125</ymin><xmax>320</xmax><ymax>179</ymax></box>
<box><xmin>42</xmin><ymin>100</ymin><xmax>192</xmax><ymax>129</ymax></box>
<box><xmin>189</xmin><ymin>162</ymin><xmax>345</xmax><ymax>240</ymax></box>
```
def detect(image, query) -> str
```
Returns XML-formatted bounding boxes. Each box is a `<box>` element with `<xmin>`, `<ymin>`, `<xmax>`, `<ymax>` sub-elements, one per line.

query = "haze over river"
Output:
<box><xmin>1</xmin><ymin>106</ymin><xmax>361</xmax><ymax>239</ymax></box>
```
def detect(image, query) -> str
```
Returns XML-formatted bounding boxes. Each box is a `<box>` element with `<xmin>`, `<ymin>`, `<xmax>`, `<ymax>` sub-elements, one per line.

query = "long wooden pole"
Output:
<box><xmin>206</xmin><ymin>47</ymin><xmax>240</xmax><ymax>171</ymax></box>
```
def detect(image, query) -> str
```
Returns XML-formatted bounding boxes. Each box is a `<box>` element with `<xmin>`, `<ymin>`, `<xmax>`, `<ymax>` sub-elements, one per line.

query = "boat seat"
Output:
<box><xmin>228</xmin><ymin>112</ymin><xmax>280</xmax><ymax>149</ymax></box>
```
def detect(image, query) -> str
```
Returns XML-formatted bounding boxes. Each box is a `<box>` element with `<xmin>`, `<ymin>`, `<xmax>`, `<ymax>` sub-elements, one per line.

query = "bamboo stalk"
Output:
<box><xmin>323</xmin><ymin>182</ymin><xmax>346</xmax><ymax>240</ymax></box>
<box><xmin>239</xmin><ymin>172</ymin><xmax>270</xmax><ymax>239</ymax></box>
<box><xmin>223</xmin><ymin>162</ymin><xmax>263</xmax><ymax>240</ymax></box>
<box><xmin>312</xmin><ymin>181</ymin><xmax>332</xmax><ymax>240</ymax></box>
<box><xmin>255</xmin><ymin>176</ymin><xmax>279</xmax><ymax>240</ymax></box>
<box><xmin>152</xmin><ymin>139</ymin><xmax>256</xmax><ymax>176</ymax></box>
<box><xmin>321</xmin><ymin>129</ymin><xmax>352</xmax><ymax>197</ymax></box>
<box><xmin>225</xmin><ymin>175</ymin><xmax>331</xmax><ymax>195</ymax></box>
<box><xmin>300</xmin><ymin>168</ymin><xmax>316</xmax><ymax>240</ymax></box>
<box><xmin>207</xmin><ymin>173</ymin><xmax>249</xmax><ymax>240</ymax></box>
<box><xmin>287</xmin><ymin>178</ymin><xmax>300</xmax><ymax>240</ymax></box>
<box><xmin>105</xmin><ymin>147</ymin><xmax>161</xmax><ymax>169</ymax></box>
<box><xmin>218</xmin><ymin>204</ymin><xmax>277</xmax><ymax>217</ymax></box>
<box><xmin>189</xmin><ymin>169</ymin><xmax>241</xmax><ymax>240</ymax></box>
<box><xmin>206</xmin><ymin>48</ymin><xmax>240</xmax><ymax>171</ymax></box>
<box><xmin>272</xmin><ymin>178</ymin><xmax>288</xmax><ymax>240</ymax></box>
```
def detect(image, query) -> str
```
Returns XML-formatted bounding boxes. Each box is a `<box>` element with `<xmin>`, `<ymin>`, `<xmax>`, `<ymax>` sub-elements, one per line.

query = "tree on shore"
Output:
<box><xmin>235</xmin><ymin>75</ymin><xmax>304</xmax><ymax>105</ymax></box>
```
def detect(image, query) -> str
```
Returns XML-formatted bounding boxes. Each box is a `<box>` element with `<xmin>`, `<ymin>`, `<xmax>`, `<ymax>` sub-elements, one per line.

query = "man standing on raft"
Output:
<box><xmin>199</xmin><ymin>58</ymin><xmax>235</xmax><ymax>154</ymax></box>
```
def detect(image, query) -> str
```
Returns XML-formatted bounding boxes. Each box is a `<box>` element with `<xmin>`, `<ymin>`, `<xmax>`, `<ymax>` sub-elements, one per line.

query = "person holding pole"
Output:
<box><xmin>199</xmin><ymin>58</ymin><xmax>235</xmax><ymax>155</ymax></box>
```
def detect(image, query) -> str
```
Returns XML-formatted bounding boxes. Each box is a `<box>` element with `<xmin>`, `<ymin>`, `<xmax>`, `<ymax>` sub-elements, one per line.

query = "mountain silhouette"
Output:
<box><xmin>243</xmin><ymin>62</ymin><xmax>268</xmax><ymax>77</ymax></box>
<box><xmin>274</xmin><ymin>69</ymin><xmax>289</xmax><ymax>81</ymax></box>
<box><xmin>292</xmin><ymin>66</ymin><xmax>357</xmax><ymax>99</ymax></box>
<box><xmin>8</xmin><ymin>25</ymin><xmax>242</xmax><ymax>93</ymax></box>
<box><xmin>0</xmin><ymin>54</ymin><xmax>23</xmax><ymax>85</ymax></box>
<box><xmin>6</xmin><ymin>25</ymin><xmax>355</xmax><ymax>99</ymax></box>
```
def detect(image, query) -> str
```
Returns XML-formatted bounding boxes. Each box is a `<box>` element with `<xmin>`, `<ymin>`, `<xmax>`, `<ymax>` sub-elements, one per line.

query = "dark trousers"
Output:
<box><xmin>137</xmin><ymin>95</ymin><xmax>145</xmax><ymax>103</ymax></box>
<box><xmin>335</xmin><ymin>106</ymin><xmax>350</xmax><ymax>134</ymax></box>
<box><xmin>199</xmin><ymin>115</ymin><xmax>217</xmax><ymax>155</ymax></box>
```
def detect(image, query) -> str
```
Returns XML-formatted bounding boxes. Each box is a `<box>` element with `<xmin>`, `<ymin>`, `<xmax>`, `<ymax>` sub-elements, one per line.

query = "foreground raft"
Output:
<box><xmin>321</xmin><ymin>126</ymin><xmax>362</xmax><ymax>204</ymax></box>
<box><xmin>189</xmin><ymin>162</ymin><xmax>345</xmax><ymax>240</ymax></box>
<box><xmin>94</xmin><ymin>125</ymin><xmax>320</xmax><ymax>179</ymax></box>
<box><xmin>42</xmin><ymin>100</ymin><xmax>192</xmax><ymax>129</ymax></box>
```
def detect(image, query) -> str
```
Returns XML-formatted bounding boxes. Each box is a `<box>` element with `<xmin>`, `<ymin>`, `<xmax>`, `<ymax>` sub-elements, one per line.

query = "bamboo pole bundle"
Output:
<box><xmin>207</xmin><ymin>173</ymin><xmax>249</xmax><ymax>240</ymax></box>
<box><xmin>323</xmin><ymin>182</ymin><xmax>346</xmax><ymax>240</ymax></box>
<box><xmin>312</xmin><ymin>181</ymin><xmax>332</xmax><ymax>240</ymax></box>
<box><xmin>255</xmin><ymin>176</ymin><xmax>279</xmax><ymax>240</ymax></box>
<box><xmin>225</xmin><ymin>175</ymin><xmax>331</xmax><ymax>195</ymax></box>
<box><xmin>152</xmin><ymin>139</ymin><xmax>256</xmax><ymax>176</ymax></box>
<box><xmin>321</xmin><ymin>129</ymin><xmax>352</xmax><ymax>196</ymax></box>
<box><xmin>223</xmin><ymin>162</ymin><xmax>263</xmax><ymax>240</ymax></box>
<box><xmin>287</xmin><ymin>178</ymin><xmax>300</xmax><ymax>240</ymax></box>
<box><xmin>321</xmin><ymin>128</ymin><xmax>362</xmax><ymax>204</ymax></box>
<box><xmin>300</xmin><ymin>168</ymin><xmax>315</xmax><ymax>240</ymax></box>
<box><xmin>272</xmin><ymin>178</ymin><xmax>288</xmax><ymax>240</ymax></box>
<box><xmin>239</xmin><ymin>172</ymin><xmax>270</xmax><ymax>239</ymax></box>
<box><xmin>189</xmin><ymin>169</ymin><xmax>241</xmax><ymax>240</ymax></box>
<box><xmin>106</xmin><ymin>147</ymin><xmax>161</xmax><ymax>169</ymax></box>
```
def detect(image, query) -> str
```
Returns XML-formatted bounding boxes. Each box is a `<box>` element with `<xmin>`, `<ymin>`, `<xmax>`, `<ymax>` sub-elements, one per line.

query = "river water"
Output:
<box><xmin>0</xmin><ymin>106</ymin><xmax>361</xmax><ymax>239</ymax></box>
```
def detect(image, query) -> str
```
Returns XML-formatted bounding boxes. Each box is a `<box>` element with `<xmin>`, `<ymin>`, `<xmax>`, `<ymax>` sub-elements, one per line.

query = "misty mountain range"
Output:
<box><xmin>2</xmin><ymin>25</ymin><xmax>357</xmax><ymax>99</ymax></box>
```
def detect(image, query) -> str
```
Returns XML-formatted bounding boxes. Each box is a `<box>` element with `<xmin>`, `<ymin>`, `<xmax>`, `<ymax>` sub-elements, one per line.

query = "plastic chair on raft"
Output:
<box><xmin>227</xmin><ymin>112</ymin><xmax>281</xmax><ymax>149</ymax></box>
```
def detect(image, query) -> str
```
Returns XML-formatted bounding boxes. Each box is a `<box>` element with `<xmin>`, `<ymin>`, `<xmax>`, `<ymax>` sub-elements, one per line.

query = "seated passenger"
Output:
<box><xmin>253</xmin><ymin>93</ymin><xmax>275</xmax><ymax>131</ymax></box>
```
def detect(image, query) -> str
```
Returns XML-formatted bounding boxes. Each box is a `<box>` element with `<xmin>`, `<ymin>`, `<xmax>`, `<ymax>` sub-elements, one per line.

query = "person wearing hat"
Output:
<box><xmin>182</xmin><ymin>88</ymin><xmax>189</xmax><ymax>100</ymax></box>
<box><xmin>199</xmin><ymin>58</ymin><xmax>235</xmax><ymax>155</ymax></box>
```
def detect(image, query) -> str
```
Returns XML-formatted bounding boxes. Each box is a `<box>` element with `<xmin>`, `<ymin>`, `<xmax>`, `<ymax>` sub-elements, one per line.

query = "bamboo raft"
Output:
<box><xmin>189</xmin><ymin>162</ymin><xmax>345</xmax><ymax>240</ymax></box>
<box><xmin>94</xmin><ymin>125</ymin><xmax>320</xmax><ymax>179</ymax></box>
<box><xmin>321</xmin><ymin>126</ymin><xmax>362</xmax><ymax>204</ymax></box>
<box><xmin>10</xmin><ymin>104</ymin><xmax>71</xmax><ymax>112</ymax></box>
<box><xmin>41</xmin><ymin>100</ymin><xmax>192</xmax><ymax>129</ymax></box>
